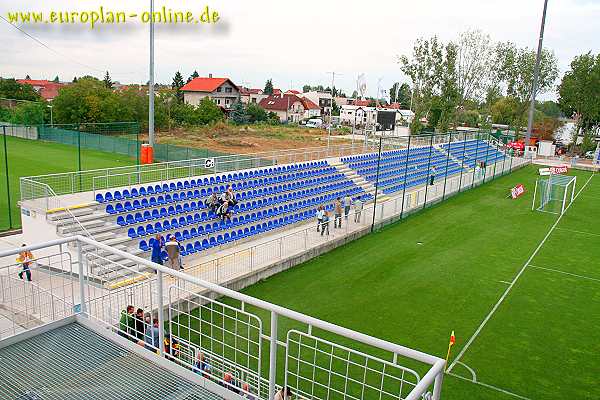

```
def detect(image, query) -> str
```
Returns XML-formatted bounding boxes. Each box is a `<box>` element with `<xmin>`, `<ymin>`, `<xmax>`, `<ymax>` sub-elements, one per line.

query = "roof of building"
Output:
<box><xmin>353</xmin><ymin>99</ymin><xmax>372</xmax><ymax>107</ymax></box>
<box><xmin>272</xmin><ymin>88</ymin><xmax>282</xmax><ymax>95</ymax></box>
<box><xmin>180</xmin><ymin>77</ymin><xmax>235</xmax><ymax>92</ymax></box>
<box><xmin>258</xmin><ymin>94</ymin><xmax>304</xmax><ymax>111</ymax></box>
<box><xmin>285</xmin><ymin>89</ymin><xmax>300</xmax><ymax>95</ymax></box>
<box><xmin>238</xmin><ymin>86</ymin><xmax>263</xmax><ymax>95</ymax></box>
<box><xmin>301</xmin><ymin>97</ymin><xmax>320</xmax><ymax>110</ymax></box>
<box><xmin>17</xmin><ymin>79</ymin><xmax>63</xmax><ymax>100</ymax></box>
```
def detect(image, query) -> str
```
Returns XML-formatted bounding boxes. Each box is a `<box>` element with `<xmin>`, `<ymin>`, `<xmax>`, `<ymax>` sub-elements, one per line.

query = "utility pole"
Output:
<box><xmin>525</xmin><ymin>0</ymin><xmax>549</xmax><ymax>147</ymax></box>
<box><xmin>148</xmin><ymin>0</ymin><xmax>155</xmax><ymax>147</ymax></box>
<box><xmin>326</xmin><ymin>71</ymin><xmax>342</xmax><ymax>152</ymax></box>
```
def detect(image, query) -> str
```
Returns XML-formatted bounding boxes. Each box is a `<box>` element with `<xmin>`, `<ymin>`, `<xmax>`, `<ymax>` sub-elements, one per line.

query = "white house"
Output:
<box><xmin>180</xmin><ymin>75</ymin><xmax>240</xmax><ymax>109</ymax></box>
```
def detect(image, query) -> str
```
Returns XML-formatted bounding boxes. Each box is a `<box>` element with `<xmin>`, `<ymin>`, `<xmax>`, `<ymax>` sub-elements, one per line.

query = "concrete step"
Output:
<box><xmin>47</xmin><ymin>207</ymin><xmax>96</xmax><ymax>222</ymax></box>
<box><xmin>58</xmin><ymin>220</ymin><xmax>107</xmax><ymax>235</ymax></box>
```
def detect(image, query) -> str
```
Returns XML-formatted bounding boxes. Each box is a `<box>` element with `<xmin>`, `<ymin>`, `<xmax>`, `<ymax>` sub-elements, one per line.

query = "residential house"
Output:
<box><xmin>258</xmin><ymin>94</ymin><xmax>307</xmax><ymax>123</ymax></box>
<box><xmin>238</xmin><ymin>87</ymin><xmax>267</xmax><ymax>105</ymax></box>
<box><xmin>17</xmin><ymin>79</ymin><xmax>64</xmax><ymax>101</ymax></box>
<box><xmin>340</xmin><ymin>105</ymin><xmax>377</xmax><ymax>127</ymax></box>
<box><xmin>301</xmin><ymin>91</ymin><xmax>332</xmax><ymax>116</ymax></box>
<box><xmin>180</xmin><ymin>75</ymin><xmax>240</xmax><ymax>109</ymax></box>
<box><xmin>301</xmin><ymin>98</ymin><xmax>321</xmax><ymax>119</ymax></box>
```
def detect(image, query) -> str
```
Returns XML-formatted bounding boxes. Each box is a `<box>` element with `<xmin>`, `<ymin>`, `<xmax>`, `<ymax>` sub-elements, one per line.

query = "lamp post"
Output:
<box><xmin>148</xmin><ymin>0</ymin><xmax>155</xmax><ymax>147</ymax></box>
<box><xmin>525</xmin><ymin>0</ymin><xmax>549</xmax><ymax>147</ymax></box>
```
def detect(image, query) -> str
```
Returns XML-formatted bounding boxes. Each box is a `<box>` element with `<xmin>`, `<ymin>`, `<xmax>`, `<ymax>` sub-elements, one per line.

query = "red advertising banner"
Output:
<box><xmin>511</xmin><ymin>184</ymin><xmax>525</xmax><ymax>199</ymax></box>
<box><xmin>549</xmin><ymin>165</ymin><xmax>568</xmax><ymax>175</ymax></box>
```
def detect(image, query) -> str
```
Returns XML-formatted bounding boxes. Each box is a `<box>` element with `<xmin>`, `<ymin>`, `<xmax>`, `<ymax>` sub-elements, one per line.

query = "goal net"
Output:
<box><xmin>532</xmin><ymin>174</ymin><xmax>577</xmax><ymax>215</ymax></box>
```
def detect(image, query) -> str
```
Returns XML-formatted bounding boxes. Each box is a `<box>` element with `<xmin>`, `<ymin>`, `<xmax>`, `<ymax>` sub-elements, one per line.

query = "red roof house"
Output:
<box><xmin>180</xmin><ymin>75</ymin><xmax>240</xmax><ymax>109</ymax></box>
<box><xmin>17</xmin><ymin>79</ymin><xmax>64</xmax><ymax>101</ymax></box>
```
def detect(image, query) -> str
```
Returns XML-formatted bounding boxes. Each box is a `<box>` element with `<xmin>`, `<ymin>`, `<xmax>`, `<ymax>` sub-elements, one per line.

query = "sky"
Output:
<box><xmin>0</xmin><ymin>0</ymin><xmax>599</xmax><ymax>100</ymax></box>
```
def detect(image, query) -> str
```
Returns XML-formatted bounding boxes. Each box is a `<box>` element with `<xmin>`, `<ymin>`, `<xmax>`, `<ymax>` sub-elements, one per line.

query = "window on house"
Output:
<box><xmin>225</xmin><ymin>87</ymin><xmax>232</xmax><ymax>93</ymax></box>
<box><xmin>252</xmin><ymin>98</ymin><xmax>257</xmax><ymax>103</ymax></box>
<box><xmin>216</xmin><ymin>87</ymin><xmax>222</xmax><ymax>92</ymax></box>
<box><xmin>225</xmin><ymin>99</ymin><xmax>230</xmax><ymax>105</ymax></box>
<box><xmin>216</xmin><ymin>99</ymin><xmax>221</xmax><ymax>105</ymax></box>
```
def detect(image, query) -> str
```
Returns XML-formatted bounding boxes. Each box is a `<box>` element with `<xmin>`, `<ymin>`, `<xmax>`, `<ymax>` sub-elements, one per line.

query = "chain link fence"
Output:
<box><xmin>0</xmin><ymin>122</ymin><xmax>232</xmax><ymax>232</ymax></box>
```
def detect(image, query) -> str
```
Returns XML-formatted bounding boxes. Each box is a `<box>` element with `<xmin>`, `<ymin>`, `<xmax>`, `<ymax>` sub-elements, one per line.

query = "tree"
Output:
<box><xmin>25</xmin><ymin>74</ymin><xmax>31</xmax><ymax>80</ymax></box>
<box><xmin>456</xmin><ymin>29</ymin><xmax>495</xmax><ymax>106</ymax></box>
<box><xmin>351</xmin><ymin>90</ymin><xmax>358</xmax><ymax>99</ymax></box>
<box><xmin>52</xmin><ymin>76</ymin><xmax>120</xmax><ymax>124</ymax></box>
<box><xmin>72</xmin><ymin>77</ymin><xmax>78</xmax><ymax>83</ymax></box>
<box><xmin>187</xmin><ymin>70</ymin><xmax>199</xmax><ymax>83</ymax></box>
<box><xmin>536</xmin><ymin>100</ymin><xmax>562</xmax><ymax>119</ymax></box>
<box><xmin>302</xmin><ymin>84</ymin><xmax>311</xmax><ymax>93</ymax></box>
<box><xmin>388</xmin><ymin>83</ymin><xmax>412</xmax><ymax>107</ymax></box>
<box><xmin>197</xmin><ymin>96</ymin><xmax>224</xmax><ymax>124</ymax></box>
<box><xmin>332</xmin><ymin>100</ymin><xmax>340</xmax><ymax>116</ymax></box>
<box><xmin>246</xmin><ymin>103</ymin><xmax>268</xmax><ymax>123</ymax></box>
<box><xmin>0</xmin><ymin>79</ymin><xmax>41</xmax><ymax>101</ymax></box>
<box><xmin>490</xmin><ymin>96</ymin><xmax>522</xmax><ymax>127</ymax></box>
<box><xmin>229</xmin><ymin>101</ymin><xmax>247</xmax><ymax>125</ymax></box>
<box><xmin>558</xmin><ymin>52</ymin><xmax>600</xmax><ymax>135</ymax></box>
<box><xmin>494</xmin><ymin>41</ymin><xmax>558</xmax><ymax>128</ymax></box>
<box><xmin>172</xmin><ymin>71</ymin><xmax>185</xmax><ymax>103</ymax></box>
<box><xmin>264</xmin><ymin>79</ymin><xmax>274</xmax><ymax>95</ymax></box>
<box><xmin>53</xmin><ymin>76</ymin><xmax>60</xmax><ymax>83</ymax></box>
<box><xmin>103</xmin><ymin>71</ymin><xmax>113</xmax><ymax>89</ymax></box>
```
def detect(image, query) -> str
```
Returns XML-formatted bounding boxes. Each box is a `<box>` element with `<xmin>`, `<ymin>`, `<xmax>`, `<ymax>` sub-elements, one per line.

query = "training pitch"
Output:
<box><xmin>174</xmin><ymin>164</ymin><xmax>598</xmax><ymax>399</ymax></box>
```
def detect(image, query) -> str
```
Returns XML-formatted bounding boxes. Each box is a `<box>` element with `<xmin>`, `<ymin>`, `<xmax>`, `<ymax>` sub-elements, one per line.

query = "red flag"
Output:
<box><xmin>449</xmin><ymin>331</ymin><xmax>456</xmax><ymax>346</ymax></box>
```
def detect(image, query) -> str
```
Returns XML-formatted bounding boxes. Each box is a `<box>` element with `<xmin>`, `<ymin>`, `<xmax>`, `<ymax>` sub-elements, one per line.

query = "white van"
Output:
<box><xmin>305</xmin><ymin>118</ymin><xmax>323</xmax><ymax>128</ymax></box>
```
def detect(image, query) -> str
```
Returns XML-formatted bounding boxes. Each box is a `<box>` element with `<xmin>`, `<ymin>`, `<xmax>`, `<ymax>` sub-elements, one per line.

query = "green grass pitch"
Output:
<box><xmin>171</xmin><ymin>165</ymin><xmax>599</xmax><ymax>399</ymax></box>
<box><xmin>0</xmin><ymin>135</ymin><xmax>134</xmax><ymax>230</ymax></box>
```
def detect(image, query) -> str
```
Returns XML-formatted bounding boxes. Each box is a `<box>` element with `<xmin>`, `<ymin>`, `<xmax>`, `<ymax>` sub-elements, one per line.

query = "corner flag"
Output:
<box><xmin>445</xmin><ymin>331</ymin><xmax>456</xmax><ymax>371</ymax></box>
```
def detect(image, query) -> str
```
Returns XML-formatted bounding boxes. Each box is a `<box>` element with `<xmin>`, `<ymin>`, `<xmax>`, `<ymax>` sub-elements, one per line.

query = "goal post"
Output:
<box><xmin>532</xmin><ymin>174</ymin><xmax>577</xmax><ymax>215</ymax></box>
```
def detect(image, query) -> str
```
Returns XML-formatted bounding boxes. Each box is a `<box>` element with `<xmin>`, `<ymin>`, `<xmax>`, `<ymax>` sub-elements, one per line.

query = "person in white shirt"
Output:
<box><xmin>353</xmin><ymin>198</ymin><xmax>363</xmax><ymax>223</ymax></box>
<box><xmin>343</xmin><ymin>195</ymin><xmax>352</xmax><ymax>220</ymax></box>
<box><xmin>316</xmin><ymin>205</ymin><xmax>324</xmax><ymax>232</ymax></box>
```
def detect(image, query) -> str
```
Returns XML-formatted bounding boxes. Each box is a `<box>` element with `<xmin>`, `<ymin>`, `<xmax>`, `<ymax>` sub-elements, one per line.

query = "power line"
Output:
<box><xmin>0</xmin><ymin>15</ymin><xmax>105</xmax><ymax>73</ymax></box>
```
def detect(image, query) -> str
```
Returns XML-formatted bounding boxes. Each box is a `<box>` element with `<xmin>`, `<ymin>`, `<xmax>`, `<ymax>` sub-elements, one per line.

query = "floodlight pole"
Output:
<box><xmin>148</xmin><ymin>0</ymin><xmax>155</xmax><ymax>148</ymax></box>
<box><xmin>525</xmin><ymin>0</ymin><xmax>549</xmax><ymax>146</ymax></box>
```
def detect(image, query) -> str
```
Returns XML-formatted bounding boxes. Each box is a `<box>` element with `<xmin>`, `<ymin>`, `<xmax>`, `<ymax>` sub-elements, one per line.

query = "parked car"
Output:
<box><xmin>305</xmin><ymin>118</ymin><xmax>323</xmax><ymax>128</ymax></box>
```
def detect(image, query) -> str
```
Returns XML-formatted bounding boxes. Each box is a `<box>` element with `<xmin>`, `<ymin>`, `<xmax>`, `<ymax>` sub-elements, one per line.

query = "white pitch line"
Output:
<box><xmin>447</xmin><ymin>173</ymin><xmax>595</xmax><ymax>373</ymax></box>
<box><xmin>455</xmin><ymin>361</ymin><xmax>477</xmax><ymax>382</ymax></box>
<box><xmin>555</xmin><ymin>227</ymin><xmax>600</xmax><ymax>237</ymax></box>
<box><xmin>498</xmin><ymin>280</ymin><xmax>511</xmax><ymax>285</ymax></box>
<box><xmin>447</xmin><ymin>372</ymin><xmax>531</xmax><ymax>400</ymax></box>
<box><xmin>529</xmin><ymin>265</ymin><xmax>600</xmax><ymax>283</ymax></box>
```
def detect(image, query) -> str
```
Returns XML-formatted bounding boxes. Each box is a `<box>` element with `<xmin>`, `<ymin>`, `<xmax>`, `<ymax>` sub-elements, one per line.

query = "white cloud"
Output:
<box><xmin>0</xmin><ymin>0</ymin><xmax>598</xmax><ymax>98</ymax></box>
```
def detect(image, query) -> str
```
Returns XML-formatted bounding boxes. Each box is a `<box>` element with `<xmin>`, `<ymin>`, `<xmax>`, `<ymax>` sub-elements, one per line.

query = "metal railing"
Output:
<box><xmin>0</xmin><ymin>236</ymin><xmax>445</xmax><ymax>400</ymax></box>
<box><xmin>20</xmin><ymin>143</ymin><xmax>376</xmax><ymax>209</ymax></box>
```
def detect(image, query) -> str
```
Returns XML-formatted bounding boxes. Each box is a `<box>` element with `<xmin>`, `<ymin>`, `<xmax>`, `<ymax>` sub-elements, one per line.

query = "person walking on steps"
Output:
<box><xmin>17</xmin><ymin>244</ymin><xmax>33</xmax><ymax>282</ymax></box>
<box><xmin>334</xmin><ymin>198</ymin><xmax>343</xmax><ymax>228</ymax></box>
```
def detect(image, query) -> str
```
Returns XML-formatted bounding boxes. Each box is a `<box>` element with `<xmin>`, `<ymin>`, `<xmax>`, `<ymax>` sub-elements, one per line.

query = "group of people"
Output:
<box><xmin>316</xmin><ymin>195</ymin><xmax>363</xmax><ymax>236</ymax></box>
<box><xmin>118</xmin><ymin>305</ymin><xmax>180</xmax><ymax>356</ymax></box>
<box><xmin>150</xmin><ymin>234</ymin><xmax>184</xmax><ymax>270</ymax></box>
<box><xmin>206</xmin><ymin>186</ymin><xmax>237</xmax><ymax>223</ymax></box>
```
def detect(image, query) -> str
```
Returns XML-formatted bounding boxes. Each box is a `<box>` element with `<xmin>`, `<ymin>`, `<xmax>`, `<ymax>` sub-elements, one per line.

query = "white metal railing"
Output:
<box><xmin>0</xmin><ymin>236</ymin><xmax>446</xmax><ymax>400</ymax></box>
<box><xmin>19</xmin><ymin>143</ymin><xmax>376</xmax><ymax>206</ymax></box>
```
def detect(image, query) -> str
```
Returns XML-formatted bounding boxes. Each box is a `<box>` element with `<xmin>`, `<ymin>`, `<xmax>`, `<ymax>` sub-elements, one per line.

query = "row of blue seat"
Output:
<box><xmin>143</xmin><ymin>208</ymin><xmax>324</xmax><ymax>259</ymax></box>
<box><xmin>368</xmin><ymin>163</ymin><xmax>462</xmax><ymax>189</ymax></box>
<box><xmin>106</xmin><ymin>172</ymin><xmax>346</xmax><ymax>215</ymax></box>
<box><xmin>138</xmin><ymin>190</ymin><xmax>372</xmax><ymax>257</ymax></box>
<box><xmin>96</xmin><ymin>162</ymin><xmax>330</xmax><ymax>203</ymax></box>
<box><xmin>378</xmin><ymin>166</ymin><xmax>465</xmax><ymax>192</ymax></box>
<box><xmin>341</xmin><ymin>147</ymin><xmax>433</xmax><ymax>163</ymax></box>
<box><xmin>117</xmin><ymin>179</ymin><xmax>356</xmax><ymax>228</ymax></box>
<box><xmin>353</xmin><ymin>154</ymin><xmax>453</xmax><ymax>176</ymax></box>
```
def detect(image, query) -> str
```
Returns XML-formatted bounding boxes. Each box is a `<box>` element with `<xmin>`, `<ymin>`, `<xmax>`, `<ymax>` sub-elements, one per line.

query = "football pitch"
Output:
<box><xmin>0</xmin><ymin>135</ymin><xmax>134</xmax><ymax>230</ymax></box>
<box><xmin>175</xmin><ymin>164</ymin><xmax>599</xmax><ymax>399</ymax></box>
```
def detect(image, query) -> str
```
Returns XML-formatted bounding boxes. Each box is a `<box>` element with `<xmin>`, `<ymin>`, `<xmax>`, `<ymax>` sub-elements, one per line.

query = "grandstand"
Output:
<box><xmin>1</xmin><ymin>135</ymin><xmax>530</xmax><ymax>400</ymax></box>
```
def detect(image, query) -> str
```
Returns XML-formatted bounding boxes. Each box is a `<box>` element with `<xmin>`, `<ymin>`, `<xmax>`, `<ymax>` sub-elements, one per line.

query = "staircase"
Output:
<box><xmin>433</xmin><ymin>144</ymin><xmax>467</xmax><ymax>171</ymax></box>
<box><xmin>46</xmin><ymin>205</ymin><xmax>148</xmax><ymax>286</ymax></box>
<box><xmin>330</xmin><ymin>158</ymin><xmax>391</xmax><ymax>203</ymax></box>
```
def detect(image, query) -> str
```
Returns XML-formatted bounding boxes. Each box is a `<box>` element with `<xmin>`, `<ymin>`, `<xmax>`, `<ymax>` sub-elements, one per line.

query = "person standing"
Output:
<box><xmin>134</xmin><ymin>308</ymin><xmax>146</xmax><ymax>340</ymax></box>
<box><xmin>165</xmin><ymin>236</ymin><xmax>181</xmax><ymax>270</ymax></box>
<box><xmin>343</xmin><ymin>195</ymin><xmax>352</xmax><ymax>221</ymax></box>
<box><xmin>320</xmin><ymin>211</ymin><xmax>330</xmax><ymax>236</ymax></box>
<box><xmin>316</xmin><ymin>205</ymin><xmax>324</xmax><ymax>232</ymax></box>
<box><xmin>119</xmin><ymin>305</ymin><xmax>135</xmax><ymax>340</ymax></box>
<box><xmin>144</xmin><ymin>317</ymin><xmax>161</xmax><ymax>352</ymax></box>
<box><xmin>151</xmin><ymin>234</ymin><xmax>165</xmax><ymax>266</ymax></box>
<box><xmin>334</xmin><ymin>198</ymin><xmax>343</xmax><ymax>228</ymax></box>
<box><xmin>353</xmin><ymin>197</ymin><xmax>363</xmax><ymax>223</ymax></box>
<box><xmin>429</xmin><ymin>166</ymin><xmax>436</xmax><ymax>186</ymax></box>
<box><xmin>17</xmin><ymin>244</ymin><xmax>33</xmax><ymax>282</ymax></box>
